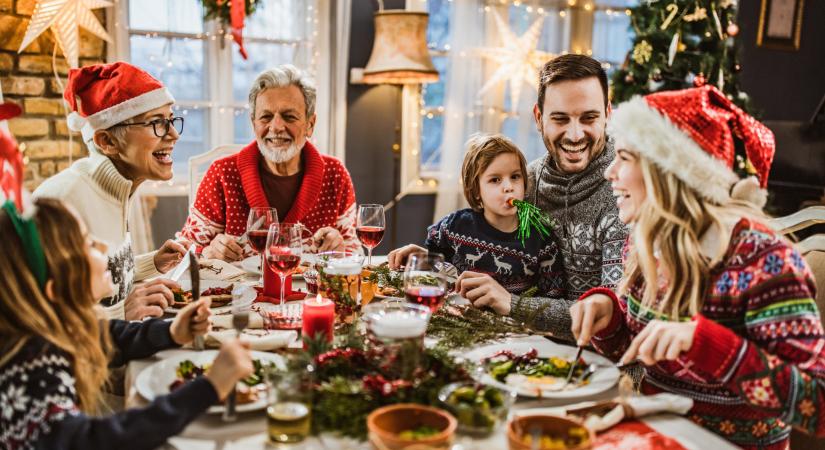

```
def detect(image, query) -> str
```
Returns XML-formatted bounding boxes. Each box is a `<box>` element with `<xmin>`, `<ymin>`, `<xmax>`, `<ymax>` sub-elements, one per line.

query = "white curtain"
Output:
<box><xmin>433</xmin><ymin>1</ymin><xmax>568</xmax><ymax>220</ymax></box>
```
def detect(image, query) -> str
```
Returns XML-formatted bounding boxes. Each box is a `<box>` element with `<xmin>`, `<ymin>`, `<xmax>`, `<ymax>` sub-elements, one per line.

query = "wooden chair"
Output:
<box><xmin>188</xmin><ymin>144</ymin><xmax>244</xmax><ymax>206</ymax></box>
<box><xmin>774</xmin><ymin>206</ymin><xmax>825</xmax><ymax>450</ymax></box>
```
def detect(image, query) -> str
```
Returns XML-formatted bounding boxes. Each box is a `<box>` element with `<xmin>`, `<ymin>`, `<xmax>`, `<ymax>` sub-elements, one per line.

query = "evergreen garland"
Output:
<box><xmin>202</xmin><ymin>0</ymin><xmax>259</xmax><ymax>24</ymax></box>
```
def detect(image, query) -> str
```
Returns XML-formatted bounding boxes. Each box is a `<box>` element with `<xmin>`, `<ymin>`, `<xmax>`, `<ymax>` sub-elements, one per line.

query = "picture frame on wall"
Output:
<box><xmin>757</xmin><ymin>0</ymin><xmax>805</xmax><ymax>51</ymax></box>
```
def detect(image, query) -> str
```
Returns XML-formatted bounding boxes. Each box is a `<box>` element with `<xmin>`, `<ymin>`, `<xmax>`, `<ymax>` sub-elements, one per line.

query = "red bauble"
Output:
<box><xmin>726</xmin><ymin>23</ymin><xmax>739</xmax><ymax>37</ymax></box>
<box><xmin>693</xmin><ymin>73</ymin><xmax>707</xmax><ymax>87</ymax></box>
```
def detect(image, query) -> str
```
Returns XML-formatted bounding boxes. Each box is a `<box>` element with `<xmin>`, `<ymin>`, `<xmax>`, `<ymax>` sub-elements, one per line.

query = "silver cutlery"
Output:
<box><xmin>561</xmin><ymin>346</ymin><xmax>584</xmax><ymax>390</ymax></box>
<box><xmin>188</xmin><ymin>249</ymin><xmax>205</xmax><ymax>351</ymax></box>
<box><xmin>222</xmin><ymin>299</ymin><xmax>250</xmax><ymax>422</ymax></box>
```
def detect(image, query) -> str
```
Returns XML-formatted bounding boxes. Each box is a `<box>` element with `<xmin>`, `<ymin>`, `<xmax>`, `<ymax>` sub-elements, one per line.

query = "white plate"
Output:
<box><xmin>463</xmin><ymin>336</ymin><xmax>619</xmax><ymax>399</ymax></box>
<box><xmin>135</xmin><ymin>350</ymin><xmax>285</xmax><ymax>414</ymax></box>
<box><xmin>164</xmin><ymin>280</ymin><xmax>242</xmax><ymax>315</ymax></box>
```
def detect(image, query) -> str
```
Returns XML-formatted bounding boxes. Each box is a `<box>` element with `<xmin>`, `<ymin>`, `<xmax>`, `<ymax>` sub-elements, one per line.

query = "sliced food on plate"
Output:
<box><xmin>483</xmin><ymin>348</ymin><xmax>587</xmax><ymax>392</ymax></box>
<box><xmin>170</xmin><ymin>284</ymin><xmax>234</xmax><ymax>309</ymax></box>
<box><xmin>169</xmin><ymin>358</ymin><xmax>269</xmax><ymax>404</ymax></box>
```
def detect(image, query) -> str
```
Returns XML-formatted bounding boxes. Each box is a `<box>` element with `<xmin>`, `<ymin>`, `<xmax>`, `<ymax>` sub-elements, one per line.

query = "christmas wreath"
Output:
<box><xmin>201</xmin><ymin>0</ymin><xmax>259</xmax><ymax>24</ymax></box>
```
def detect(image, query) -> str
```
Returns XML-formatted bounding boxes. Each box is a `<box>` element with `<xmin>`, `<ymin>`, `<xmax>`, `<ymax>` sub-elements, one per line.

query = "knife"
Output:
<box><xmin>165</xmin><ymin>248</ymin><xmax>191</xmax><ymax>282</ymax></box>
<box><xmin>188</xmin><ymin>248</ymin><xmax>205</xmax><ymax>350</ymax></box>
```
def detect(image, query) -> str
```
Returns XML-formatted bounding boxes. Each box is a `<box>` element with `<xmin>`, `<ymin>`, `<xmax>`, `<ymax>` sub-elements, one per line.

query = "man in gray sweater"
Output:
<box><xmin>456</xmin><ymin>55</ymin><xmax>627</xmax><ymax>340</ymax></box>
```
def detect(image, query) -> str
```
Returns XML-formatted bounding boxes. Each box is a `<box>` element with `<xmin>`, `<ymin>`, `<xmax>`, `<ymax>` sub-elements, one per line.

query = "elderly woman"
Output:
<box><xmin>571</xmin><ymin>86</ymin><xmax>825</xmax><ymax>449</ymax></box>
<box><xmin>179</xmin><ymin>64</ymin><xmax>359</xmax><ymax>261</ymax></box>
<box><xmin>34</xmin><ymin>62</ymin><xmax>187</xmax><ymax>321</ymax></box>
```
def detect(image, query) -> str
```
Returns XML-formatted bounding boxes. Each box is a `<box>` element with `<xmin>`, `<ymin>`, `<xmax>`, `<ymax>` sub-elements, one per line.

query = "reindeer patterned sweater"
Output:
<box><xmin>425</xmin><ymin>209</ymin><xmax>566</xmax><ymax>298</ymax></box>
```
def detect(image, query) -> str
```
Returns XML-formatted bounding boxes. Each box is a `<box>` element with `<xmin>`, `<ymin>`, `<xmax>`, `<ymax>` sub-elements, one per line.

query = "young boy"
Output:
<box><xmin>390</xmin><ymin>133</ymin><xmax>565</xmax><ymax>297</ymax></box>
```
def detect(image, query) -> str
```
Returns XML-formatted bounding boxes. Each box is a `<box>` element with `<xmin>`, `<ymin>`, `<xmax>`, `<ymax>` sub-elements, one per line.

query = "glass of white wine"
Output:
<box><xmin>266</xmin><ymin>365</ymin><xmax>313</xmax><ymax>443</ymax></box>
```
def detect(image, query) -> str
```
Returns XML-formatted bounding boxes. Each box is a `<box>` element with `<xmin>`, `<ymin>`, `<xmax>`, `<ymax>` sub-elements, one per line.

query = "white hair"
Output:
<box><xmin>248</xmin><ymin>64</ymin><xmax>316</xmax><ymax>119</ymax></box>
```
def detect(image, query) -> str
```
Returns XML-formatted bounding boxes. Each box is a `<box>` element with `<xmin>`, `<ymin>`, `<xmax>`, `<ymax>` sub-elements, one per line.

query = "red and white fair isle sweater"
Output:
<box><xmin>585</xmin><ymin>218</ymin><xmax>825</xmax><ymax>449</ymax></box>
<box><xmin>179</xmin><ymin>141</ymin><xmax>358</xmax><ymax>253</ymax></box>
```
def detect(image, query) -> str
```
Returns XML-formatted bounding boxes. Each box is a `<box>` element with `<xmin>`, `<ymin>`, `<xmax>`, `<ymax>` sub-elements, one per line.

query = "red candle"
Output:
<box><xmin>302</xmin><ymin>294</ymin><xmax>334</xmax><ymax>343</ymax></box>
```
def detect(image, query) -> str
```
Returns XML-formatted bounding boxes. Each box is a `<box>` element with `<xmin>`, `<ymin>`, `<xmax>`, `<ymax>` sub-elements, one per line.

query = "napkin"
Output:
<box><xmin>212</xmin><ymin>313</ymin><xmax>265</xmax><ymax>329</ymax></box>
<box><xmin>199</xmin><ymin>258</ymin><xmax>247</xmax><ymax>281</ymax></box>
<box><xmin>515</xmin><ymin>393</ymin><xmax>693</xmax><ymax>433</ymax></box>
<box><xmin>205</xmin><ymin>328</ymin><xmax>297</xmax><ymax>351</ymax></box>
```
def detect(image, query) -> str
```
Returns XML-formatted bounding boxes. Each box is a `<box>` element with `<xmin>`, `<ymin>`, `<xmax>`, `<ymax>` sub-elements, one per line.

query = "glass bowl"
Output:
<box><xmin>438</xmin><ymin>381</ymin><xmax>516</xmax><ymax>437</ymax></box>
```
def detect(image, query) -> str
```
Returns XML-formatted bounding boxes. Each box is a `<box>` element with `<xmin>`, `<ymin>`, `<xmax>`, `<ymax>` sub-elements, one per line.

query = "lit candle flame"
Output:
<box><xmin>316</xmin><ymin>293</ymin><xmax>323</xmax><ymax>304</ymax></box>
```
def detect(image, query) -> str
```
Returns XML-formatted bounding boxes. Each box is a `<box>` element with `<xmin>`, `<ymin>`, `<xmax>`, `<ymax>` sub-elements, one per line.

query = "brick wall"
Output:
<box><xmin>0</xmin><ymin>0</ymin><xmax>107</xmax><ymax>190</ymax></box>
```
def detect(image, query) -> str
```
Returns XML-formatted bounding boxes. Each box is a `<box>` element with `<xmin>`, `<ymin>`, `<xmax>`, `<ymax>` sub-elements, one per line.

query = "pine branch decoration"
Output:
<box><xmin>508</xmin><ymin>198</ymin><xmax>555</xmax><ymax>246</ymax></box>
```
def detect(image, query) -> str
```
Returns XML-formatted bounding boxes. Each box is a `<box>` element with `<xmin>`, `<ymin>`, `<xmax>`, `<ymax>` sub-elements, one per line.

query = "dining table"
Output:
<box><xmin>125</xmin><ymin>255</ymin><xmax>739</xmax><ymax>450</ymax></box>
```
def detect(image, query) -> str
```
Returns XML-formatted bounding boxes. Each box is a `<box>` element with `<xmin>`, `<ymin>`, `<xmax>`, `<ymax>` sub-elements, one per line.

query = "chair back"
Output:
<box><xmin>188</xmin><ymin>144</ymin><xmax>244</xmax><ymax>206</ymax></box>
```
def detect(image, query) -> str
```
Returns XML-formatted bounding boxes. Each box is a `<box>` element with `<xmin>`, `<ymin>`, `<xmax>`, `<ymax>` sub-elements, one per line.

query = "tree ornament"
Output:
<box><xmin>652</xmin><ymin>68</ymin><xmax>663</xmax><ymax>81</ymax></box>
<box><xmin>632</xmin><ymin>40</ymin><xmax>653</xmax><ymax>64</ymax></box>
<box><xmin>202</xmin><ymin>0</ymin><xmax>255</xmax><ymax>59</ymax></box>
<box><xmin>684</xmin><ymin>5</ymin><xmax>708</xmax><ymax>22</ymax></box>
<box><xmin>625</xmin><ymin>73</ymin><xmax>635</xmax><ymax>83</ymax></box>
<box><xmin>693</xmin><ymin>73</ymin><xmax>706</xmax><ymax>87</ymax></box>
<box><xmin>17</xmin><ymin>0</ymin><xmax>113</xmax><ymax>68</ymax></box>
<box><xmin>660</xmin><ymin>3</ymin><xmax>679</xmax><ymax>30</ymax></box>
<box><xmin>727</xmin><ymin>23</ymin><xmax>740</xmax><ymax>37</ymax></box>
<box><xmin>507</xmin><ymin>198</ymin><xmax>555</xmax><ymax>247</ymax></box>
<box><xmin>733</xmin><ymin>63</ymin><xmax>742</xmax><ymax>73</ymax></box>
<box><xmin>667</xmin><ymin>32</ymin><xmax>680</xmax><ymax>67</ymax></box>
<box><xmin>711</xmin><ymin>6</ymin><xmax>724</xmax><ymax>39</ymax></box>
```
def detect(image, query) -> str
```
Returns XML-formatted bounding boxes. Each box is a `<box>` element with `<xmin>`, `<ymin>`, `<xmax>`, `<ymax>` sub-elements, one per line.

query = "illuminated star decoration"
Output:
<box><xmin>476</xmin><ymin>10</ymin><xmax>554</xmax><ymax>108</ymax></box>
<box><xmin>18</xmin><ymin>0</ymin><xmax>113</xmax><ymax>68</ymax></box>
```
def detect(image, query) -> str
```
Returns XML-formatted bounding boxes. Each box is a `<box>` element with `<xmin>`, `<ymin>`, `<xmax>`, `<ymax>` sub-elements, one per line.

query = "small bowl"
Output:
<box><xmin>438</xmin><ymin>381</ymin><xmax>516</xmax><ymax>436</ymax></box>
<box><xmin>507</xmin><ymin>415</ymin><xmax>594</xmax><ymax>450</ymax></box>
<box><xmin>367</xmin><ymin>403</ymin><xmax>457</xmax><ymax>450</ymax></box>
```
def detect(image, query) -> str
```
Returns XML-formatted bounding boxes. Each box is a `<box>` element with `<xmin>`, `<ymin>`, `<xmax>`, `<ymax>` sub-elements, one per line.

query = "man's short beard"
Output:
<box><xmin>257</xmin><ymin>138</ymin><xmax>302</xmax><ymax>164</ymax></box>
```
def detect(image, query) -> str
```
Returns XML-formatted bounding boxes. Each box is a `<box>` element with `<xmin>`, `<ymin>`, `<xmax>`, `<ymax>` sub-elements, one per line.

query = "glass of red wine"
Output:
<box><xmin>356</xmin><ymin>204</ymin><xmax>385</xmax><ymax>267</ymax></box>
<box><xmin>403</xmin><ymin>252</ymin><xmax>447</xmax><ymax>312</ymax></box>
<box><xmin>265</xmin><ymin>223</ymin><xmax>303</xmax><ymax>309</ymax></box>
<box><xmin>247</xmin><ymin>207</ymin><xmax>278</xmax><ymax>272</ymax></box>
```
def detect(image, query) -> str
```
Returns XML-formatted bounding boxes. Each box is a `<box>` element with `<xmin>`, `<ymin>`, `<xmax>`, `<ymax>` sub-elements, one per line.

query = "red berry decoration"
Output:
<box><xmin>693</xmin><ymin>73</ymin><xmax>707</xmax><ymax>87</ymax></box>
<box><xmin>726</xmin><ymin>23</ymin><xmax>739</xmax><ymax>37</ymax></box>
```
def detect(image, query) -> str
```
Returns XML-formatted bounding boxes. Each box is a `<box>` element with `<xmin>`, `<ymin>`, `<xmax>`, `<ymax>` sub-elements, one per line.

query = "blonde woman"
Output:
<box><xmin>0</xmin><ymin>198</ymin><xmax>253</xmax><ymax>449</ymax></box>
<box><xmin>571</xmin><ymin>86</ymin><xmax>825</xmax><ymax>449</ymax></box>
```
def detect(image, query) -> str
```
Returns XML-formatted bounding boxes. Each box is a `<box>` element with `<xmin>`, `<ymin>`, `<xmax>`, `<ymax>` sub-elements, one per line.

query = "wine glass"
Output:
<box><xmin>247</xmin><ymin>207</ymin><xmax>278</xmax><ymax>272</ymax></box>
<box><xmin>265</xmin><ymin>223</ymin><xmax>304</xmax><ymax>309</ymax></box>
<box><xmin>356</xmin><ymin>204</ymin><xmax>385</xmax><ymax>267</ymax></box>
<box><xmin>403</xmin><ymin>252</ymin><xmax>447</xmax><ymax>312</ymax></box>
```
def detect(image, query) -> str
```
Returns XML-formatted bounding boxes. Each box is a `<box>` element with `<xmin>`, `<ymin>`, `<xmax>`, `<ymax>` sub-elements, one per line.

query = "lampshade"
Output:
<box><xmin>363</xmin><ymin>10</ymin><xmax>439</xmax><ymax>85</ymax></box>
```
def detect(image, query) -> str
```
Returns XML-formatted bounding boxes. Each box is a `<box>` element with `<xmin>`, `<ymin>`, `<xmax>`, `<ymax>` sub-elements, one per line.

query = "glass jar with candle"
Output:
<box><xmin>315</xmin><ymin>251</ymin><xmax>364</xmax><ymax>322</ymax></box>
<box><xmin>266</xmin><ymin>365</ymin><xmax>313</xmax><ymax>443</ymax></box>
<box><xmin>363</xmin><ymin>301</ymin><xmax>432</xmax><ymax>379</ymax></box>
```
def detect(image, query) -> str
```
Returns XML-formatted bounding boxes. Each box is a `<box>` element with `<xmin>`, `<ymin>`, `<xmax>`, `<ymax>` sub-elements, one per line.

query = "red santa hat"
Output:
<box><xmin>0</xmin><ymin>101</ymin><xmax>24</xmax><ymax>210</ymax></box>
<box><xmin>64</xmin><ymin>62</ymin><xmax>175</xmax><ymax>145</ymax></box>
<box><xmin>609</xmin><ymin>85</ymin><xmax>775</xmax><ymax>207</ymax></box>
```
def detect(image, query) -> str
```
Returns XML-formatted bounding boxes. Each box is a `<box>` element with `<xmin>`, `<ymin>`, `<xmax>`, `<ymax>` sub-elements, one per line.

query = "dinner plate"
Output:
<box><xmin>135</xmin><ymin>350</ymin><xmax>285</xmax><ymax>414</ymax></box>
<box><xmin>164</xmin><ymin>280</ymin><xmax>240</xmax><ymax>315</ymax></box>
<box><xmin>463</xmin><ymin>336</ymin><xmax>619</xmax><ymax>399</ymax></box>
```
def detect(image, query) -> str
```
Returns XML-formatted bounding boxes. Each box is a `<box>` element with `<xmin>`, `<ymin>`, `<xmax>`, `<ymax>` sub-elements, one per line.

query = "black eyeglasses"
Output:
<box><xmin>111</xmin><ymin>116</ymin><xmax>184</xmax><ymax>138</ymax></box>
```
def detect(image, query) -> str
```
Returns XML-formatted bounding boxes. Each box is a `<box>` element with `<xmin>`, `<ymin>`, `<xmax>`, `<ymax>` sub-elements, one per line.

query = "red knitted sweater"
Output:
<box><xmin>584</xmin><ymin>218</ymin><xmax>825</xmax><ymax>449</ymax></box>
<box><xmin>179</xmin><ymin>141</ymin><xmax>358</xmax><ymax>253</ymax></box>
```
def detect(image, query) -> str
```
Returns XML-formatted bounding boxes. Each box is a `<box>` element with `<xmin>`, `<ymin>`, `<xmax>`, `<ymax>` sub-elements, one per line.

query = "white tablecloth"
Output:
<box><xmin>128</xmin><ymin>255</ymin><xmax>738</xmax><ymax>450</ymax></box>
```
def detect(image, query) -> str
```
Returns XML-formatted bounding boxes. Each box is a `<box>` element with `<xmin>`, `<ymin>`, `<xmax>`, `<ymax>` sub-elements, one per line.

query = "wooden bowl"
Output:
<box><xmin>507</xmin><ymin>415</ymin><xmax>594</xmax><ymax>450</ymax></box>
<box><xmin>367</xmin><ymin>403</ymin><xmax>457</xmax><ymax>450</ymax></box>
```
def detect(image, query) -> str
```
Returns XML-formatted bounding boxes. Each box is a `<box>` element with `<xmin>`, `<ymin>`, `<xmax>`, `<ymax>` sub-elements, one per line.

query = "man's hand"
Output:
<box><xmin>456</xmin><ymin>271</ymin><xmax>512</xmax><ymax>315</ymax></box>
<box><xmin>569</xmin><ymin>293</ymin><xmax>615</xmax><ymax>347</ymax></box>
<box><xmin>205</xmin><ymin>339</ymin><xmax>254</xmax><ymax>400</ymax></box>
<box><xmin>154</xmin><ymin>238</ymin><xmax>190</xmax><ymax>273</ymax></box>
<box><xmin>311</xmin><ymin>227</ymin><xmax>344</xmax><ymax>253</ymax></box>
<box><xmin>202</xmin><ymin>233</ymin><xmax>244</xmax><ymax>262</ymax></box>
<box><xmin>620</xmin><ymin>320</ymin><xmax>697</xmax><ymax>366</ymax></box>
<box><xmin>387</xmin><ymin>244</ymin><xmax>427</xmax><ymax>269</ymax></box>
<box><xmin>169</xmin><ymin>298</ymin><xmax>212</xmax><ymax>345</ymax></box>
<box><xmin>124</xmin><ymin>278</ymin><xmax>180</xmax><ymax>320</ymax></box>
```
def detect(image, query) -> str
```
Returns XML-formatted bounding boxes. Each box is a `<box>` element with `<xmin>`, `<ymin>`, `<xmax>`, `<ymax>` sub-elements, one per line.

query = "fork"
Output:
<box><xmin>560</xmin><ymin>346</ymin><xmax>584</xmax><ymax>390</ymax></box>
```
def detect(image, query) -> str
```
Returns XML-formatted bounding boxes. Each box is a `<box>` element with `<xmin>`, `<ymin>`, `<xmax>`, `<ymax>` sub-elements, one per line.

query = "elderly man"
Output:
<box><xmin>34</xmin><ymin>62</ymin><xmax>187</xmax><ymax>321</ymax></box>
<box><xmin>456</xmin><ymin>55</ymin><xmax>628</xmax><ymax>339</ymax></box>
<box><xmin>179</xmin><ymin>64</ymin><xmax>358</xmax><ymax>261</ymax></box>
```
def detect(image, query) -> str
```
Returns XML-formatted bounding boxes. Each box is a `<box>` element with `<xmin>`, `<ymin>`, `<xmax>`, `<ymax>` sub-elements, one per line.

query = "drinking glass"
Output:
<box><xmin>404</xmin><ymin>252</ymin><xmax>448</xmax><ymax>312</ymax></box>
<box><xmin>265</xmin><ymin>223</ymin><xmax>303</xmax><ymax>309</ymax></box>
<box><xmin>315</xmin><ymin>251</ymin><xmax>364</xmax><ymax>322</ymax></box>
<box><xmin>266</xmin><ymin>365</ymin><xmax>313</xmax><ymax>443</ymax></box>
<box><xmin>363</xmin><ymin>300</ymin><xmax>431</xmax><ymax>379</ymax></box>
<box><xmin>246</xmin><ymin>207</ymin><xmax>278</xmax><ymax>272</ymax></box>
<box><xmin>356</xmin><ymin>204</ymin><xmax>385</xmax><ymax>267</ymax></box>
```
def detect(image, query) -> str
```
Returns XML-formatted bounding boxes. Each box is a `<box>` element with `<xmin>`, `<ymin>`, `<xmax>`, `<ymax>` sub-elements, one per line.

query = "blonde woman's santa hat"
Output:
<box><xmin>608</xmin><ymin>85</ymin><xmax>775</xmax><ymax>207</ymax></box>
<box><xmin>64</xmin><ymin>62</ymin><xmax>175</xmax><ymax>146</ymax></box>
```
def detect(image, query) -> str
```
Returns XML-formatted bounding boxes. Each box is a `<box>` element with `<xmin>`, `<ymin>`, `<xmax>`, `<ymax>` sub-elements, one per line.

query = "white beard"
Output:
<box><xmin>257</xmin><ymin>137</ymin><xmax>302</xmax><ymax>164</ymax></box>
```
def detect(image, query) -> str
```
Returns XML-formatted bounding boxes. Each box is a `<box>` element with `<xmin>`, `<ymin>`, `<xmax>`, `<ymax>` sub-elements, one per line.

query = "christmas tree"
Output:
<box><xmin>611</xmin><ymin>0</ymin><xmax>752</xmax><ymax>112</ymax></box>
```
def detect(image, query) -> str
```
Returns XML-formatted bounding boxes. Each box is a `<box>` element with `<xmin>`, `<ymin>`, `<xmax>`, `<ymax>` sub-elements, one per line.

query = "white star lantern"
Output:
<box><xmin>18</xmin><ymin>0</ymin><xmax>113</xmax><ymax>68</ymax></box>
<box><xmin>476</xmin><ymin>11</ymin><xmax>554</xmax><ymax>108</ymax></box>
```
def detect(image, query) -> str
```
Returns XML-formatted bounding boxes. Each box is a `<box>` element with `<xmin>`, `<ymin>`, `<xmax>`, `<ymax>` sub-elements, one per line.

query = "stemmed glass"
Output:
<box><xmin>265</xmin><ymin>223</ymin><xmax>304</xmax><ymax>309</ymax></box>
<box><xmin>356</xmin><ymin>204</ymin><xmax>385</xmax><ymax>267</ymax></box>
<box><xmin>404</xmin><ymin>252</ymin><xmax>448</xmax><ymax>312</ymax></box>
<box><xmin>247</xmin><ymin>207</ymin><xmax>278</xmax><ymax>272</ymax></box>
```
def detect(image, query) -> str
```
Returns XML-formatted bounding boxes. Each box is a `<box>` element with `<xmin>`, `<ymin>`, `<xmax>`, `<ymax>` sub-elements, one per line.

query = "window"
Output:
<box><xmin>409</xmin><ymin>0</ymin><xmax>635</xmax><ymax>188</ymax></box>
<box><xmin>114</xmin><ymin>0</ymin><xmax>321</xmax><ymax>179</ymax></box>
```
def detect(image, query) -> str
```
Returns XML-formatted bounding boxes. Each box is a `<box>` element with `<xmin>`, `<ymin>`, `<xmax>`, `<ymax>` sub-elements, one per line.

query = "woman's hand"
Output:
<box><xmin>457</xmin><ymin>271</ymin><xmax>511</xmax><ymax>315</ymax></box>
<box><xmin>569</xmin><ymin>293</ymin><xmax>615</xmax><ymax>347</ymax></box>
<box><xmin>205</xmin><ymin>339</ymin><xmax>254</xmax><ymax>400</ymax></box>
<box><xmin>620</xmin><ymin>320</ymin><xmax>698</xmax><ymax>366</ymax></box>
<box><xmin>169</xmin><ymin>298</ymin><xmax>212</xmax><ymax>345</ymax></box>
<box><xmin>203</xmin><ymin>234</ymin><xmax>245</xmax><ymax>262</ymax></box>
<box><xmin>386</xmin><ymin>244</ymin><xmax>426</xmax><ymax>269</ymax></box>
